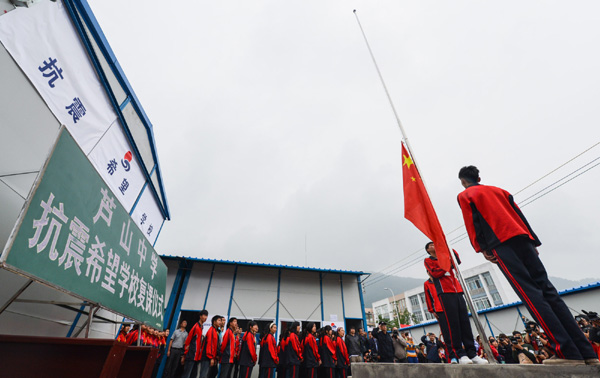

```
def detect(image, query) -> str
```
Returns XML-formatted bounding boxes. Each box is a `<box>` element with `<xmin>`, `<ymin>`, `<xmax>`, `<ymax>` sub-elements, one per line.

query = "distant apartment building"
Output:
<box><xmin>365</xmin><ymin>308</ymin><xmax>375</xmax><ymax>328</ymax></box>
<box><xmin>372</xmin><ymin>293</ymin><xmax>407</xmax><ymax>323</ymax></box>
<box><xmin>371</xmin><ymin>262</ymin><xmax>519</xmax><ymax>325</ymax></box>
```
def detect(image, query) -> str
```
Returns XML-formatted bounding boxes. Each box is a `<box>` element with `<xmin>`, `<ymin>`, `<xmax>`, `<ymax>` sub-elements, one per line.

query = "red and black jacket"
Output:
<box><xmin>126</xmin><ymin>329</ymin><xmax>139</xmax><ymax>345</ymax></box>
<box><xmin>259</xmin><ymin>333</ymin><xmax>279</xmax><ymax>368</ymax></box>
<box><xmin>239</xmin><ymin>332</ymin><xmax>258</xmax><ymax>367</ymax></box>
<box><xmin>183</xmin><ymin>322</ymin><xmax>203</xmax><ymax>361</ymax></box>
<box><xmin>201</xmin><ymin>325</ymin><xmax>220</xmax><ymax>361</ymax></box>
<box><xmin>457</xmin><ymin>184</ymin><xmax>541</xmax><ymax>252</ymax></box>
<box><xmin>117</xmin><ymin>331</ymin><xmax>127</xmax><ymax>343</ymax></box>
<box><xmin>220</xmin><ymin>328</ymin><xmax>236</xmax><ymax>364</ymax></box>
<box><xmin>424</xmin><ymin>256</ymin><xmax>462</xmax><ymax>295</ymax></box>
<box><xmin>285</xmin><ymin>332</ymin><xmax>303</xmax><ymax>366</ymax></box>
<box><xmin>319</xmin><ymin>335</ymin><xmax>337</xmax><ymax>368</ymax></box>
<box><xmin>302</xmin><ymin>333</ymin><xmax>320</xmax><ymax>368</ymax></box>
<box><xmin>424</xmin><ymin>279</ymin><xmax>443</xmax><ymax>313</ymax></box>
<box><xmin>335</xmin><ymin>337</ymin><xmax>350</xmax><ymax>368</ymax></box>
<box><xmin>278</xmin><ymin>337</ymin><xmax>288</xmax><ymax>366</ymax></box>
<box><xmin>235</xmin><ymin>334</ymin><xmax>242</xmax><ymax>361</ymax></box>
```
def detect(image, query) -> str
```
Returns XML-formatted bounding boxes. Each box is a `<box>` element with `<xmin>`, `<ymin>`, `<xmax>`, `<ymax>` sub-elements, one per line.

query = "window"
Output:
<box><xmin>418</xmin><ymin>293</ymin><xmax>426</xmax><ymax>308</ymax></box>
<box><xmin>466</xmin><ymin>277</ymin><xmax>483</xmax><ymax>291</ymax></box>
<box><xmin>413</xmin><ymin>311</ymin><xmax>424</xmax><ymax>324</ymax></box>
<box><xmin>409</xmin><ymin>295</ymin><xmax>419</xmax><ymax>308</ymax></box>
<box><xmin>482</xmin><ymin>272</ymin><xmax>496</xmax><ymax>289</ymax></box>
<box><xmin>424</xmin><ymin>311</ymin><xmax>435</xmax><ymax>320</ymax></box>
<box><xmin>399</xmin><ymin>298</ymin><xmax>407</xmax><ymax>312</ymax></box>
<box><xmin>473</xmin><ymin>297</ymin><xmax>492</xmax><ymax>311</ymax></box>
<box><xmin>491</xmin><ymin>292</ymin><xmax>503</xmax><ymax>305</ymax></box>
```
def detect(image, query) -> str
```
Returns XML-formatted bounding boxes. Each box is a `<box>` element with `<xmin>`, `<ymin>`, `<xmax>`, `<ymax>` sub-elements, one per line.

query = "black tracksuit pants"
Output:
<box><xmin>220</xmin><ymin>363</ymin><xmax>234</xmax><ymax>378</ymax></box>
<box><xmin>491</xmin><ymin>237</ymin><xmax>596</xmax><ymax>360</ymax></box>
<box><xmin>437</xmin><ymin>293</ymin><xmax>476</xmax><ymax>360</ymax></box>
<box><xmin>239</xmin><ymin>366</ymin><xmax>253</xmax><ymax>378</ymax></box>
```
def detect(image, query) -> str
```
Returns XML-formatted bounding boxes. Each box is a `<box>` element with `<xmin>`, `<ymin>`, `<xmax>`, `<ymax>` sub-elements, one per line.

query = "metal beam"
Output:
<box><xmin>319</xmin><ymin>273</ymin><xmax>324</xmax><ymax>322</ymax></box>
<box><xmin>227</xmin><ymin>265</ymin><xmax>238</xmax><ymax>318</ymax></box>
<box><xmin>275</xmin><ymin>269</ymin><xmax>282</xmax><ymax>340</ymax></box>
<box><xmin>0</xmin><ymin>279</ymin><xmax>32</xmax><ymax>315</ymax></box>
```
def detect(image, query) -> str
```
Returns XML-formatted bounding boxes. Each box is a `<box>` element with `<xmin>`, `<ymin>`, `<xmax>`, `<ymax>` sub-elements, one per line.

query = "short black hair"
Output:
<box><xmin>199</xmin><ymin>309</ymin><xmax>209</xmax><ymax>317</ymax></box>
<box><xmin>425</xmin><ymin>241</ymin><xmax>434</xmax><ymax>252</ymax></box>
<box><xmin>458</xmin><ymin>166</ymin><xmax>479</xmax><ymax>183</ymax></box>
<box><xmin>227</xmin><ymin>317</ymin><xmax>237</xmax><ymax>328</ymax></box>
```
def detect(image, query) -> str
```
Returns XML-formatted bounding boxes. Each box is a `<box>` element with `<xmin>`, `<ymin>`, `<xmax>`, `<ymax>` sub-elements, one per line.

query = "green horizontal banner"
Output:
<box><xmin>2</xmin><ymin>128</ymin><xmax>166</xmax><ymax>328</ymax></box>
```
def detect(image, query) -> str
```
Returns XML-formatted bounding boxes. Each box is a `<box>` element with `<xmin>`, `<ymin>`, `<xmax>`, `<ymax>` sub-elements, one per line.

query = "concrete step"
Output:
<box><xmin>351</xmin><ymin>362</ymin><xmax>600</xmax><ymax>378</ymax></box>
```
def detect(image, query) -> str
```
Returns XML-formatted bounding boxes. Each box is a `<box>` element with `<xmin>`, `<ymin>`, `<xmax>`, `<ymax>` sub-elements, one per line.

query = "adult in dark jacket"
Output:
<box><xmin>371</xmin><ymin>321</ymin><xmax>394</xmax><ymax>363</ymax></box>
<box><xmin>345</xmin><ymin>328</ymin><xmax>363</xmax><ymax>363</ymax></box>
<box><xmin>420</xmin><ymin>333</ymin><xmax>443</xmax><ymax>363</ymax></box>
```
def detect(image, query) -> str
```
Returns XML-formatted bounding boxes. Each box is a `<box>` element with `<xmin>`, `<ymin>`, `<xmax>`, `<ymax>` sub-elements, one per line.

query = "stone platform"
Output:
<box><xmin>351</xmin><ymin>362</ymin><xmax>600</xmax><ymax>378</ymax></box>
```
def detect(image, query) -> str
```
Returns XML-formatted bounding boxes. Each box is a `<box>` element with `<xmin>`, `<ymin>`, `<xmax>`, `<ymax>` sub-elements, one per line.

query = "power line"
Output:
<box><xmin>513</xmin><ymin>141</ymin><xmax>600</xmax><ymax>196</ymax></box>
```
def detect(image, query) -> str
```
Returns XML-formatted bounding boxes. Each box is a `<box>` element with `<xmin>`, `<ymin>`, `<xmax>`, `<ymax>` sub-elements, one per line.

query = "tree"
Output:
<box><xmin>399</xmin><ymin>309</ymin><xmax>417</xmax><ymax>326</ymax></box>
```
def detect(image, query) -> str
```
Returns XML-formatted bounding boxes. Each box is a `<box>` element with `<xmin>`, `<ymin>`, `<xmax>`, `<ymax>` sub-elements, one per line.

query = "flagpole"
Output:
<box><xmin>353</xmin><ymin>9</ymin><xmax>497</xmax><ymax>363</ymax></box>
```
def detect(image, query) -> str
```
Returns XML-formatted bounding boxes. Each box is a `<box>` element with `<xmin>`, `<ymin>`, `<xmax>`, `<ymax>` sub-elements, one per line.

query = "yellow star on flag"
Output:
<box><xmin>403</xmin><ymin>154</ymin><xmax>414</xmax><ymax>170</ymax></box>
<box><xmin>411</xmin><ymin>177</ymin><xmax>416</xmax><ymax>182</ymax></box>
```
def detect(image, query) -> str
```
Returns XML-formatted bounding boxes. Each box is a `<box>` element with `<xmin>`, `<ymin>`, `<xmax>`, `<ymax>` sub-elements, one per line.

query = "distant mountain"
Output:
<box><xmin>362</xmin><ymin>274</ymin><xmax>599</xmax><ymax>308</ymax></box>
<box><xmin>548</xmin><ymin>276</ymin><xmax>599</xmax><ymax>292</ymax></box>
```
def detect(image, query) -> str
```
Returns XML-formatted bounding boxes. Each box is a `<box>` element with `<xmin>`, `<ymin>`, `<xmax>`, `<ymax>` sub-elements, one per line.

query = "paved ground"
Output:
<box><xmin>351</xmin><ymin>362</ymin><xmax>600</xmax><ymax>378</ymax></box>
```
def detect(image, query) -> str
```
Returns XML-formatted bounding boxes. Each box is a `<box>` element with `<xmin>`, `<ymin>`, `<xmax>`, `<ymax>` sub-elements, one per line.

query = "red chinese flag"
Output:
<box><xmin>401</xmin><ymin>143</ymin><xmax>452</xmax><ymax>272</ymax></box>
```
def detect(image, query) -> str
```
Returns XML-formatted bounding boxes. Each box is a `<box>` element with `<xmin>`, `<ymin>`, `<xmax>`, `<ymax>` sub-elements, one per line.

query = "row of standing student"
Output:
<box><xmin>171</xmin><ymin>309</ymin><xmax>351</xmax><ymax>378</ymax></box>
<box><xmin>259</xmin><ymin>321</ymin><xmax>350</xmax><ymax>378</ymax></box>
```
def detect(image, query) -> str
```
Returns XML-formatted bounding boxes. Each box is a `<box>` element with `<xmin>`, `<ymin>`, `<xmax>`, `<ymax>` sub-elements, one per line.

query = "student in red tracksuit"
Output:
<box><xmin>424</xmin><ymin>243</ymin><xmax>485</xmax><ymax>364</ymax></box>
<box><xmin>301</xmin><ymin>323</ymin><xmax>320</xmax><ymax>378</ymax></box>
<box><xmin>126</xmin><ymin>324</ymin><xmax>140</xmax><ymax>345</ymax></box>
<box><xmin>220</xmin><ymin>317</ymin><xmax>238</xmax><ymax>378</ymax></box>
<box><xmin>457</xmin><ymin>165</ymin><xmax>599</xmax><ymax>365</ymax></box>
<box><xmin>233</xmin><ymin>327</ymin><xmax>242</xmax><ymax>378</ymax></box>
<box><xmin>240</xmin><ymin>321</ymin><xmax>259</xmax><ymax>378</ymax></box>
<box><xmin>259</xmin><ymin>323</ymin><xmax>279</xmax><ymax>378</ymax></box>
<box><xmin>277</xmin><ymin>333</ymin><xmax>288</xmax><ymax>378</ymax></box>
<box><xmin>334</xmin><ymin>329</ymin><xmax>350</xmax><ymax>378</ymax></box>
<box><xmin>199</xmin><ymin>315</ymin><xmax>221</xmax><ymax>378</ymax></box>
<box><xmin>319</xmin><ymin>326</ymin><xmax>337</xmax><ymax>378</ymax></box>
<box><xmin>182</xmin><ymin>310</ymin><xmax>209</xmax><ymax>378</ymax></box>
<box><xmin>116</xmin><ymin>324</ymin><xmax>130</xmax><ymax>343</ymax></box>
<box><xmin>285</xmin><ymin>322</ymin><xmax>302</xmax><ymax>378</ymax></box>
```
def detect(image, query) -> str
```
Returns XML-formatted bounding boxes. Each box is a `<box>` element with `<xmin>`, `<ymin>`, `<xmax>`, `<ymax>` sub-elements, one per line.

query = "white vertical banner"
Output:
<box><xmin>131</xmin><ymin>186</ymin><xmax>164</xmax><ymax>245</ymax></box>
<box><xmin>0</xmin><ymin>1</ymin><xmax>117</xmax><ymax>154</ymax></box>
<box><xmin>88</xmin><ymin>121</ymin><xmax>147</xmax><ymax>211</ymax></box>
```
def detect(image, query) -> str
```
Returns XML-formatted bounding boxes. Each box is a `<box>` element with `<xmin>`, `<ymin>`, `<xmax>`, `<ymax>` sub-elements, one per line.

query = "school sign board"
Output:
<box><xmin>1</xmin><ymin>128</ymin><xmax>167</xmax><ymax>328</ymax></box>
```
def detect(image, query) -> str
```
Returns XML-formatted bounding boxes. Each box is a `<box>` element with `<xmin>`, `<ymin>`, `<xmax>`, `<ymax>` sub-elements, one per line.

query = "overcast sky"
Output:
<box><xmin>88</xmin><ymin>0</ymin><xmax>600</xmax><ymax>282</ymax></box>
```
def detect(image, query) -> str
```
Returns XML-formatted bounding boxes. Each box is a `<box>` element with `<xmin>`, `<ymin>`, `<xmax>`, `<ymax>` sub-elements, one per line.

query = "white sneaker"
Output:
<box><xmin>471</xmin><ymin>356</ymin><xmax>489</xmax><ymax>364</ymax></box>
<box><xmin>459</xmin><ymin>356</ymin><xmax>473</xmax><ymax>364</ymax></box>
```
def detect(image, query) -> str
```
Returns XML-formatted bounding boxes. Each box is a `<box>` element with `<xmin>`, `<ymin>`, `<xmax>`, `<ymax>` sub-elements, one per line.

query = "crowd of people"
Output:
<box><xmin>155</xmin><ymin>309</ymin><xmax>359</xmax><ymax>378</ymax></box>
<box><xmin>113</xmin><ymin>304</ymin><xmax>600</xmax><ymax>378</ymax></box>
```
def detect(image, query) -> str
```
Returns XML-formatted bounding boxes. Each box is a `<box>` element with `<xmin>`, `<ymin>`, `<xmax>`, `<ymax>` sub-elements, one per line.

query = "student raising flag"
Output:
<box><xmin>401</xmin><ymin>142</ymin><xmax>452</xmax><ymax>272</ymax></box>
